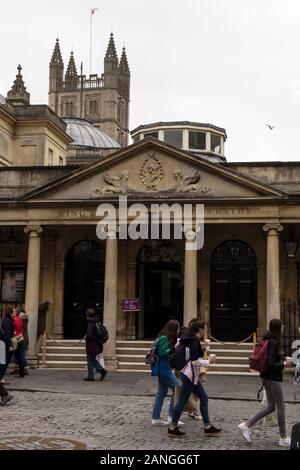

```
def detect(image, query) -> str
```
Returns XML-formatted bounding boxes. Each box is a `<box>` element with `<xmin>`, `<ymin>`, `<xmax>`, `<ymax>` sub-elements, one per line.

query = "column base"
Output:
<box><xmin>104</xmin><ymin>357</ymin><xmax>118</xmax><ymax>371</ymax></box>
<box><xmin>27</xmin><ymin>355</ymin><xmax>39</xmax><ymax>369</ymax></box>
<box><xmin>52</xmin><ymin>326</ymin><xmax>64</xmax><ymax>338</ymax></box>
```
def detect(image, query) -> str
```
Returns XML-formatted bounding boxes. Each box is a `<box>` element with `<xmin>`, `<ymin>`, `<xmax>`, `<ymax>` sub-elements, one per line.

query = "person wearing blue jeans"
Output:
<box><xmin>151</xmin><ymin>319</ymin><xmax>183</xmax><ymax>426</ymax></box>
<box><xmin>152</xmin><ymin>373</ymin><xmax>181</xmax><ymax>421</ymax></box>
<box><xmin>172</xmin><ymin>373</ymin><xmax>209</xmax><ymax>426</ymax></box>
<box><xmin>168</xmin><ymin>320</ymin><xmax>222</xmax><ymax>437</ymax></box>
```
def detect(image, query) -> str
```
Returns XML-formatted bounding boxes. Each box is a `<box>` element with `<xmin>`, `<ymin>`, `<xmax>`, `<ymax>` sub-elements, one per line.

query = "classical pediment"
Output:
<box><xmin>22</xmin><ymin>138</ymin><xmax>285</xmax><ymax>201</ymax></box>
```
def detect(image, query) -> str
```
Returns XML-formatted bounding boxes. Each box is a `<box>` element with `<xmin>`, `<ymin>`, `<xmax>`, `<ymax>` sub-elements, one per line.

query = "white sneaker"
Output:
<box><xmin>151</xmin><ymin>419</ymin><xmax>169</xmax><ymax>426</ymax></box>
<box><xmin>238</xmin><ymin>422</ymin><xmax>252</xmax><ymax>443</ymax></box>
<box><xmin>168</xmin><ymin>416</ymin><xmax>184</xmax><ymax>426</ymax></box>
<box><xmin>188</xmin><ymin>411</ymin><xmax>202</xmax><ymax>420</ymax></box>
<box><xmin>279</xmin><ymin>436</ymin><xmax>291</xmax><ymax>448</ymax></box>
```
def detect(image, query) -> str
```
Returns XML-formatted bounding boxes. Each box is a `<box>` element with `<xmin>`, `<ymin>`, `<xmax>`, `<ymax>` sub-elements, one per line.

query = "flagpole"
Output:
<box><xmin>89</xmin><ymin>9</ymin><xmax>93</xmax><ymax>75</ymax></box>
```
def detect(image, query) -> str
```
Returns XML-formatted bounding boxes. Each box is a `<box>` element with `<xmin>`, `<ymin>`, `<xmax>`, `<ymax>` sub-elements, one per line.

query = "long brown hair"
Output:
<box><xmin>158</xmin><ymin>319</ymin><xmax>180</xmax><ymax>347</ymax></box>
<box><xmin>4</xmin><ymin>307</ymin><xmax>14</xmax><ymax>318</ymax></box>
<box><xmin>186</xmin><ymin>320</ymin><xmax>207</xmax><ymax>337</ymax></box>
<box><xmin>269</xmin><ymin>318</ymin><xmax>283</xmax><ymax>353</ymax></box>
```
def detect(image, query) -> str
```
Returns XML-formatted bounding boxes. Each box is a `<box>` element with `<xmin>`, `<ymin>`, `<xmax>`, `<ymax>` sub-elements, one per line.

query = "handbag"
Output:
<box><xmin>11</xmin><ymin>335</ymin><xmax>25</xmax><ymax>351</ymax></box>
<box><xmin>199</xmin><ymin>366</ymin><xmax>207</xmax><ymax>382</ymax></box>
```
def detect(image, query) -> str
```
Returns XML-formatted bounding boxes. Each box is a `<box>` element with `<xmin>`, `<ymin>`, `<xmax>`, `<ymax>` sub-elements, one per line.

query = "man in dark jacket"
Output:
<box><xmin>84</xmin><ymin>309</ymin><xmax>107</xmax><ymax>382</ymax></box>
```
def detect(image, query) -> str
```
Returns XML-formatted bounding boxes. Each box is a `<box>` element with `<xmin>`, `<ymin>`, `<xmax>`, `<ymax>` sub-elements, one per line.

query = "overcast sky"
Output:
<box><xmin>1</xmin><ymin>0</ymin><xmax>300</xmax><ymax>162</ymax></box>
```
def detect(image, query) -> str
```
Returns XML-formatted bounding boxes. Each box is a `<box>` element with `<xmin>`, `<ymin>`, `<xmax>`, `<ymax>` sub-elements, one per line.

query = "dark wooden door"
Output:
<box><xmin>143</xmin><ymin>264</ymin><xmax>182</xmax><ymax>339</ymax></box>
<box><xmin>64</xmin><ymin>241</ymin><xmax>105</xmax><ymax>338</ymax></box>
<box><xmin>211</xmin><ymin>241</ymin><xmax>257</xmax><ymax>342</ymax></box>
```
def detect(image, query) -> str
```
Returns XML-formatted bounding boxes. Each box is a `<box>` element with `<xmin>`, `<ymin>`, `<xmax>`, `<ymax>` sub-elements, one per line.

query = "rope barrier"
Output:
<box><xmin>45</xmin><ymin>333</ymin><xmax>86</xmax><ymax>347</ymax></box>
<box><xmin>207</xmin><ymin>332</ymin><xmax>253</xmax><ymax>346</ymax></box>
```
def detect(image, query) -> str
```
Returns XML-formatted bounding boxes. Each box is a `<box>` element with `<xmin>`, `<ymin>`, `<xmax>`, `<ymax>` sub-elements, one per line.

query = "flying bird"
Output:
<box><xmin>265</xmin><ymin>124</ymin><xmax>276</xmax><ymax>130</ymax></box>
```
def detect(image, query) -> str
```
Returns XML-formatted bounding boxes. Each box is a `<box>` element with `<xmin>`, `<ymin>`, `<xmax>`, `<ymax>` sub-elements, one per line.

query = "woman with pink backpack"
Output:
<box><xmin>238</xmin><ymin>319</ymin><xmax>293</xmax><ymax>447</ymax></box>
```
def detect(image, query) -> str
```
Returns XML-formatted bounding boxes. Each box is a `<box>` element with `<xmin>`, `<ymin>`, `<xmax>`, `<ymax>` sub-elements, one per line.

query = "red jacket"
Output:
<box><xmin>14</xmin><ymin>315</ymin><xmax>24</xmax><ymax>336</ymax></box>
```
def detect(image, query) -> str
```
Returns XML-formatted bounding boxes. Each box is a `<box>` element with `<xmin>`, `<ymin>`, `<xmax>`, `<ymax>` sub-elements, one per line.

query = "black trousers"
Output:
<box><xmin>0</xmin><ymin>382</ymin><xmax>8</xmax><ymax>398</ymax></box>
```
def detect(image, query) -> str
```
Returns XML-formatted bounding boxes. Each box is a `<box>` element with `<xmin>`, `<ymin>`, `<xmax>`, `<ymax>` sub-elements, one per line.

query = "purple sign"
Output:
<box><xmin>122</xmin><ymin>298</ymin><xmax>140</xmax><ymax>312</ymax></box>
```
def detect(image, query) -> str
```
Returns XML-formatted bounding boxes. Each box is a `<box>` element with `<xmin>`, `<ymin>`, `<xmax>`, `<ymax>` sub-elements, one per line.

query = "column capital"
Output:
<box><xmin>24</xmin><ymin>225</ymin><xmax>43</xmax><ymax>236</ymax></box>
<box><xmin>263</xmin><ymin>223</ymin><xmax>283</xmax><ymax>233</ymax></box>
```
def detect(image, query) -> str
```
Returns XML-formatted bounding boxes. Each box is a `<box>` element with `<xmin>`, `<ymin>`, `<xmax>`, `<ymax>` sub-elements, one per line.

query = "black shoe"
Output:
<box><xmin>168</xmin><ymin>427</ymin><xmax>186</xmax><ymax>437</ymax></box>
<box><xmin>1</xmin><ymin>394</ymin><xmax>13</xmax><ymax>406</ymax></box>
<box><xmin>83</xmin><ymin>378</ymin><xmax>95</xmax><ymax>382</ymax></box>
<box><xmin>100</xmin><ymin>369</ymin><xmax>107</xmax><ymax>381</ymax></box>
<box><xmin>204</xmin><ymin>425</ymin><xmax>222</xmax><ymax>436</ymax></box>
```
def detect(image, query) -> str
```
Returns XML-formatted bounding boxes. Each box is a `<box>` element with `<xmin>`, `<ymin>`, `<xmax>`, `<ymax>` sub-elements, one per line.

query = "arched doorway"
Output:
<box><xmin>137</xmin><ymin>240</ymin><xmax>182</xmax><ymax>339</ymax></box>
<box><xmin>64</xmin><ymin>240</ymin><xmax>105</xmax><ymax>338</ymax></box>
<box><xmin>210</xmin><ymin>240</ymin><xmax>257</xmax><ymax>342</ymax></box>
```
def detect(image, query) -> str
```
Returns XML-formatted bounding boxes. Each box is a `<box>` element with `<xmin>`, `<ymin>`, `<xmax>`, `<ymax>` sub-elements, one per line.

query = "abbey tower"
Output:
<box><xmin>48</xmin><ymin>33</ymin><xmax>130</xmax><ymax>147</ymax></box>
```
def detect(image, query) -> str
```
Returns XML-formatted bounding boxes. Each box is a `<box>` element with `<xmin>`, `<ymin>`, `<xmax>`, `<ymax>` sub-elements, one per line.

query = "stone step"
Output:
<box><xmin>40</xmin><ymin>361</ymin><xmax>87</xmax><ymax>369</ymax></box>
<box><xmin>116</xmin><ymin>341</ymin><xmax>153</xmax><ymax>349</ymax></box>
<box><xmin>117</xmin><ymin>361</ymin><xmax>251</xmax><ymax>373</ymax></box>
<box><xmin>204</xmin><ymin>342</ymin><xmax>253</xmax><ymax>350</ymax></box>
<box><xmin>117</xmin><ymin>369</ymin><xmax>259</xmax><ymax>377</ymax></box>
<box><xmin>41</xmin><ymin>339</ymin><xmax>254</xmax><ymax>375</ymax></box>
<box><xmin>115</xmin><ymin>347</ymin><xmax>251</xmax><ymax>356</ymax></box>
<box><xmin>39</xmin><ymin>353</ymin><xmax>86</xmax><ymax>362</ymax></box>
<box><xmin>42</xmin><ymin>347</ymin><xmax>86</xmax><ymax>355</ymax></box>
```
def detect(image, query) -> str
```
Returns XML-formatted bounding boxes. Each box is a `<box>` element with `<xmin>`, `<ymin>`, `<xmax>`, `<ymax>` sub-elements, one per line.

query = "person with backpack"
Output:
<box><xmin>151</xmin><ymin>319</ymin><xmax>183</xmax><ymax>426</ymax></box>
<box><xmin>84</xmin><ymin>308</ymin><xmax>108</xmax><ymax>382</ymax></box>
<box><xmin>168</xmin><ymin>320</ymin><xmax>222</xmax><ymax>437</ymax></box>
<box><xmin>176</xmin><ymin>317</ymin><xmax>202</xmax><ymax>421</ymax></box>
<box><xmin>238</xmin><ymin>318</ymin><xmax>293</xmax><ymax>447</ymax></box>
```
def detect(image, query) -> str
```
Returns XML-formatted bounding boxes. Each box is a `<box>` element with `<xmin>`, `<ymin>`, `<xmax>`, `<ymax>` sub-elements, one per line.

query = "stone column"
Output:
<box><xmin>41</xmin><ymin>233</ymin><xmax>56</xmax><ymax>334</ymax></box>
<box><xmin>53</xmin><ymin>261</ymin><xmax>65</xmax><ymax>338</ymax></box>
<box><xmin>103</xmin><ymin>230</ymin><xmax>118</xmax><ymax>370</ymax></box>
<box><xmin>24</xmin><ymin>226</ymin><xmax>43</xmax><ymax>360</ymax></box>
<box><xmin>184</xmin><ymin>230</ymin><xmax>198</xmax><ymax>326</ymax></box>
<box><xmin>263</xmin><ymin>223</ymin><xmax>283</xmax><ymax>327</ymax></box>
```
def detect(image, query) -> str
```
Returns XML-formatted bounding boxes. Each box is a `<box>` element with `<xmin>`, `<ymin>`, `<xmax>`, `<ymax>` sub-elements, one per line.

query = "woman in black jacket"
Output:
<box><xmin>238</xmin><ymin>319</ymin><xmax>293</xmax><ymax>447</ymax></box>
<box><xmin>0</xmin><ymin>307</ymin><xmax>15</xmax><ymax>384</ymax></box>
<box><xmin>168</xmin><ymin>321</ymin><xmax>221</xmax><ymax>437</ymax></box>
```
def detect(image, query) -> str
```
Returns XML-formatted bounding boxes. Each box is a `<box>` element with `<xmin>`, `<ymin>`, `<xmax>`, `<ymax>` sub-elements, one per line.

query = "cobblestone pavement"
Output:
<box><xmin>0</xmin><ymin>391</ymin><xmax>299</xmax><ymax>450</ymax></box>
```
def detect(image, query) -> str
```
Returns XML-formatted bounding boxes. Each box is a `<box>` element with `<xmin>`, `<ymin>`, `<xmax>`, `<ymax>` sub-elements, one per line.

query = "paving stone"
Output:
<box><xmin>0</xmin><ymin>391</ymin><xmax>299</xmax><ymax>450</ymax></box>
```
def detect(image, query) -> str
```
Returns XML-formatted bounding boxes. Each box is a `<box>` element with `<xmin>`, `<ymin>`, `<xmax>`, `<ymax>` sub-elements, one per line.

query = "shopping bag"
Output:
<box><xmin>96</xmin><ymin>353</ymin><xmax>105</xmax><ymax>369</ymax></box>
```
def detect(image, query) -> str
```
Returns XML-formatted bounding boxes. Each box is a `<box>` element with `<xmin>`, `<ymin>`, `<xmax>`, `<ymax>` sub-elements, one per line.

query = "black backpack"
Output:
<box><xmin>170</xmin><ymin>343</ymin><xmax>190</xmax><ymax>371</ymax></box>
<box><xmin>95</xmin><ymin>322</ymin><xmax>109</xmax><ymax>344</ymax></box>
<box><xmin>290</xmin><ymin>423</ymin><xmax>300</xmax><ymax>450</ymax></box>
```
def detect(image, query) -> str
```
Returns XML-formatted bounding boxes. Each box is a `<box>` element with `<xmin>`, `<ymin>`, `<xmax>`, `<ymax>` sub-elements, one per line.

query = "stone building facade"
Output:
<box><xmin>48</xmin><ymin>34</ymin><xmax>130</xmax><ymax>147</ymax></box>
<box><xmin>0</xmin><ymin>136</ymin><xmax>299</xmax><ymax>369</ymax></box>
<box><xmin>0</xmin><ymin>42</ymin><xmax>299</xmax><ymax>370</ymax></box>
<box><xmin>0</xmin><ymin>66</ymin><xmax>71</xmax><ymax>167</ymax></box>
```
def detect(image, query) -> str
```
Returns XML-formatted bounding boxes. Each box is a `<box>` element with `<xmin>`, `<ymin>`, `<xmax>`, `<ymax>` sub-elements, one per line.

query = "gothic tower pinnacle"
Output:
<box><xmin>49</xmin><ymin>38</ymin><xmax>64</xmax><ymax>93</ymax></box>
<box><xmin>104</xmin><ymin>33</ymin><xmax>119</xmax><ymax>88</ymax></box>
<box><xmin>65</xmin><ymin>51</ymin><xmax>78</xmax><ymax>89</ymax></box>
<box><xmin>118</xmin><ymin>47</ymin><xmax>130</xmax><ymax>100</ymax></box>
<box><xmin>7</xmin><ymin>65</ymin><xmax>30</xmax><ymax>106</ymax></box>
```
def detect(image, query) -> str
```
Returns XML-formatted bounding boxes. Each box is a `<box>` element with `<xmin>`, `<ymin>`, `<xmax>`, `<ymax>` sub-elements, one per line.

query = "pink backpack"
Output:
<box><xmin>249</xmin><ymin>339</ymin><xmax>269</xmax><ymax>373</ymax></box>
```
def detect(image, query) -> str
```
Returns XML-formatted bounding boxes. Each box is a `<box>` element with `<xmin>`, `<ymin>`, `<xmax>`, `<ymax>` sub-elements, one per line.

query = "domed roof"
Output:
<box><xmin>63</xmin><ymin>118</ymin><xmax>121</xmax><ymax>149</ymax></box>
